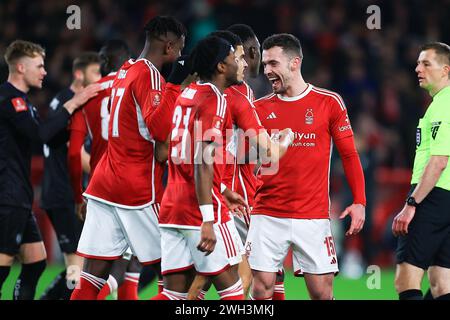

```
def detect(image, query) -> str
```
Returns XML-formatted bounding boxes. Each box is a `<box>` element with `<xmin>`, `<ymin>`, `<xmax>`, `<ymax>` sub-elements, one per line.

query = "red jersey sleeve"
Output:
<box><xmin>195</xmin><ymin>93</ymin><xmax>228</xmax><ymax>144</ymax></box>
<box><xmin>132</xmin><ymin>65</ymin><xmax>164</xmax><ymax>135</ymax></box>
<box><xmin>146</xmin><ymin>83</ymin><xmax>181</xmax><ymax>142</ymax></box>
<box><xmin>329</xmin><ymin>95</ymin><xmax>354</xmax><ymax>141</ymax></box>
<box><xmin>68</xmin><ymin>110</ymin><xmax>88</xmax><ymax>204</ymax></box>
<box><xmin>229</xmin><ymin>92</ymin><xmax>264</xmax><ymax>134</ymax></box>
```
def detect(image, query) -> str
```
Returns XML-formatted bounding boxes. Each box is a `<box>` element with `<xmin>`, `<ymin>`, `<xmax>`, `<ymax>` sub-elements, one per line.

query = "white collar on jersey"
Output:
<box><xmin>127</xmin><ymin>58</ymin><xmax>154</xmax><ymax>66</ymax></box>
<box><xmin>276</xmin><ymin>83</ymin><xmax>312</xmax><ymax>101</ymax></box>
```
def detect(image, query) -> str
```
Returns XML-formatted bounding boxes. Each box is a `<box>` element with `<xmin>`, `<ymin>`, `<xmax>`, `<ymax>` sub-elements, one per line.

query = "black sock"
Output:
<box><xmin>39</xmin><ymin>270</ymin><xmax>67</xmax><ymax>300</ymax></box>
<box><xmin>0</xmin><ymin>266</ymin><xmax>12</xmax><ymax>299</ymax></box>
<box><xmin>436</xmin><ymin>293</ymin><xmax>450</xmax><ymax>300</ymax></box>
<box><xmin>14</xmin><ymin>260</ymin><xmax>46</xmax><ymax>300</ymax></box>
<box><xmin>423</xmin><ymin>289</ymin><xmax>434</xmax><ymax>300</ymax></box>
<box><xmin>399</xmin><ymin>289</ymin><xmax>423</xmax><ymax>300</ymax></box>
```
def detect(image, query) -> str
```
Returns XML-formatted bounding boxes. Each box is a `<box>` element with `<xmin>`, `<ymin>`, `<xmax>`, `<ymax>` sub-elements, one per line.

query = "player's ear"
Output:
<box><xmin>15</xmin><ymin>61</ymin><xmax>26</xmax><ymax>74</ymax></box>
<box><xmin>165</xmin><ymin>40</ymin><xmax>174</xmax><ymax>56</ymax></box>
<box><xmin>249</xmin><ymin>46</ymin><xmax>257</xmax><ymax>60</ymax></box>
<box><xmin>442</xmin><ymin>64</ymin><xmax>450</xmax><ymax>78</ymax></box>
<box><xmin>290</xmin><ymin>57</ymin><xmax>301</xmax><ymax>71</ymax></box>
<box><xmin>73</xmin><ymin>69</ymin><xmax>83</xmax><ymax>82</ymax></box>
<box><xmin>217</xmin><ymin>61</ymin><xmax>226</xmax><ymax>74</ymax></box>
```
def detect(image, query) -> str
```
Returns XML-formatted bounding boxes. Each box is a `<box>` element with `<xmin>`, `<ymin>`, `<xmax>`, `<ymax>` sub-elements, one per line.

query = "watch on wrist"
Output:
<box><xmin>406</xmin><ymin>196</ymin><xmax>418</xmax><ymax>207</ymax></box>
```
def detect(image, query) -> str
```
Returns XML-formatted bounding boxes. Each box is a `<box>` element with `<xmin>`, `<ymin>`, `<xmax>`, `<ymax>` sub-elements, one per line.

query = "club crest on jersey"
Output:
<box><xmin>212</xmin><ymin>116</ymin><xmax>223</xmax><ymax>131</ymax></box>
<box><xmin>11</xmin><ymin>97</ymin><xmax>28</xmax><ymax>112</ymax></box>
<box><xmin>305</xmin><ymin>108</ymin><xmax>313</xmax><ymax>125</ymax></box>
<box><xmin>416</xmin><ymin>128</ymin><xmax>421</xmax><ymax>146</ymax></box>
<box><xmin>151</xmin><ymin>92</ymin><xmax>161</xmax><ymax>106</ymax></box>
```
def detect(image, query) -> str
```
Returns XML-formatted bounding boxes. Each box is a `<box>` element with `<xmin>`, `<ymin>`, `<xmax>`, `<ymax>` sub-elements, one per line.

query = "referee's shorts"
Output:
<box><xmin>0</xmin><ymin>205</ymin><xmax>43</xmax><ymax>255</ymax></box>
<box><xmin>396</xmin><ymin>185</ymin><xmax>450</xmax><ymax>269</ymax></box>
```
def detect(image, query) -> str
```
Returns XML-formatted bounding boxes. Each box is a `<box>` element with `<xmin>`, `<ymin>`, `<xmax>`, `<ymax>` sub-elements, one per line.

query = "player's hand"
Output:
<box><xmin>339</xmin><ymin>203</ymin><xmax>365</xmax><ymax>236</ymax></box>
<box><xmin>168</xmin><ymin>55</ymin><xmax>193</xmax><ymax>86</ymax></box>
<box><xmin>197</xmin><ymin>222</ymin><xmax>216</xmax><ymax>256</ymax></box>
<box><xmin>222</xmin><ymin>188</ymin><xmax>250</xmax><ymax>218</ymax></box>
<box><xmin>392</xmin><ymin>204</ymin><xmax>416</xmax><ymax>237</ymax></box>
<box><xmin>75</xmin><ymin>200</ymin><xmax>87</xmax><ymax>222</ymax></box>
<box><xmin>279</xmin><ymin>128</ymin><xmax>294</xmax><ymax>145</ymax></box>
<box><xmin>64</xmin><ymin>83</ymin><xmax>102</xmax><ymax>114</ymax></box>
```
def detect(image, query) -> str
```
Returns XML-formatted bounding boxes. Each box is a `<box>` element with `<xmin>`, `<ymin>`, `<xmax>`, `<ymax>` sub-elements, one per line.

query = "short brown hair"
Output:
<box><xmin>4</xmin><ymin>40</ymin><xmax>46</xmax><ymax>68</ymax></box>
<box><xmin>420</xmin><ymin>42</ymin><xmax>450</xmax><ymax>65</ymax></box>
<box><xmin>72</xmin><ymin>51</ymin><xmax>100</xmax><ymax>73</ymax></box>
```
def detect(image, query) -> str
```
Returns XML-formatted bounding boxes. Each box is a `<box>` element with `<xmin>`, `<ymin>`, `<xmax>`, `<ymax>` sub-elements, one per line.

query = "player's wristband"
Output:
<box><xmin>220</xmin><ymin>183</ymin><xmax>227</xmax><ymax>194</ymax></box>
<box><xmin>199</xmin><ymin>204</ymin><xmax>214</xmax><ymax>222</ymax></box>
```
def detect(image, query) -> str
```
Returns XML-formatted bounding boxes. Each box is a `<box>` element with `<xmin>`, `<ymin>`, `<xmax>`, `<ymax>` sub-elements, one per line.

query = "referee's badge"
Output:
<box><xmin>416</xmin><ymin>128</ymin><xmax>421</xmax><ymax>146</ymax></box>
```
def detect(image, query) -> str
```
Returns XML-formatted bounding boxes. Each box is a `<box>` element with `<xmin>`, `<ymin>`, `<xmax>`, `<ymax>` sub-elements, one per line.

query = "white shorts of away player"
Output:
<box><xmin>77</xmin><ymin>198</ymin><xmax>161</xmax><ymax>265</ymax></box>
<box><xmin>245</xmin><ymin>215</ymin><xmax>339</xmax><ymax>275</ymax></box>
<box><xmin>161</xmin><ymin>220</ymin><xmax>243</xmax><ymax>276</ymax></box>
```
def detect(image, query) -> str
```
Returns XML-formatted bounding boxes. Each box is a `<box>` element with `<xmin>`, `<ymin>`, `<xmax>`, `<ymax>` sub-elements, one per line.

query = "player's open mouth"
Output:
<box><xmin>268</xmin><ymin>76</ymin><xmax>281</xmax><ymax>87</ymax></box>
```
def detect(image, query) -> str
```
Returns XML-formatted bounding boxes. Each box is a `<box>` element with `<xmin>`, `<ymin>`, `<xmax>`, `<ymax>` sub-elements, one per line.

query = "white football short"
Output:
<box><xmin>160</xmin><ymin>220</ymin><xmax>243</xmax><ymax>275</ymax></box>
<box><xmin>77</xmin><ymin>199</ymin><xmax>161</xmax><ymax>265</ymax></box>
<box><xmin>245</xmin><ymin>215</ymin><xmax>339</xmax><ymax>275</ymax></box>
<box><xmin>233</xmin><ymin>212</ymin><xmax>251</xmax><ymax>246</ymax></box>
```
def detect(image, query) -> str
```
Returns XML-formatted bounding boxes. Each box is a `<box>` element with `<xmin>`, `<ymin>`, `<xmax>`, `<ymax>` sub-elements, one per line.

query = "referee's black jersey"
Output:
<box><xmin>0</xmin><ymin>82</ymin><xmax>71</xmax><ymax>209</ymax></box>
<box><xmin>40</xmin><ymin>88</ymin><xmax>75</xmax><ymax>209</ymax></box>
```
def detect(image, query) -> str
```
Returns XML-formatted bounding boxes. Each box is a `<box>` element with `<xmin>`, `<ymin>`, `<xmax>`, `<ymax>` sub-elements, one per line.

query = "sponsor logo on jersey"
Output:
<box><xmin>266</xmin><ymin>112</ymin><xmax>277</xmax><ymax>120</ymax></box>
<box><xmin>431</xmin><ymin>121</ymin><xmax>441</xmax><ymax>140</ymax></box>
<box><xmin>305</xmin><ymin>108</ymin><xmax>314</xmax><ymax>124</ymax></box>
<box><xmin>11</xmin><ymin>97</ymin><xmax>28</xmax><ymax>112</ymax></box>
<box><xmin>291</xmin><ymin>131</ymin><xmax>316</xmax><ymax>147</ymax></box>
<box><xmin>339</xmin><ymin>115</ymin><xmax>352</xmax><ymax>131</ymax></box>
<box><xmin>416</xmin><ymin>127</ymin><xmax>421</xmax><ymax>146</ymax></box>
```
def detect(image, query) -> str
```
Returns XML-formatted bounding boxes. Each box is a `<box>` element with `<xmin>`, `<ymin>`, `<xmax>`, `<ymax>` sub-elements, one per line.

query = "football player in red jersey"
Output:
<box><xmin>186</xmin><ymin>30</ymin><xmax>294</xmax><ymax>300</ymax></box>
<box><xmin>70</xmin><ymin>16</ymin><xmax>186</xmax><ymax>300</ymax></box>
<box><xmin>151</xmin><ymin>36</ymin><xmax>250</xmax><ymax>300</ymax></box>
<box><xmin>248</xmin><ymin>34</ymin><xmax>366</xmax><ymax>300</ymax></box>
<box><xmin>68</xmin><ymin>40</ymin><xmax>145</xmax><ymax>300</ymax></box>
<box><xmin>226</xmin><ymin>24</ymin><xmax>287</xmax><ymax>300</ymax></box>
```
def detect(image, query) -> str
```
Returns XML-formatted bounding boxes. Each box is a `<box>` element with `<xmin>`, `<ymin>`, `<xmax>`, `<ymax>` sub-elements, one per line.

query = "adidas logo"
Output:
<box><xmin>266</xmin><ymin>112</ymin><xmax>277</xmax><ymax>119</ymax></box>
<box><xmin>330</xmin><ymin>257</ymin><xmax>337</xmax><ymax>264</ymax></box>
<box><xmin>178</xmin><ymin>60</ymin><xmax>185</xmax><ymax>66</ymax></box>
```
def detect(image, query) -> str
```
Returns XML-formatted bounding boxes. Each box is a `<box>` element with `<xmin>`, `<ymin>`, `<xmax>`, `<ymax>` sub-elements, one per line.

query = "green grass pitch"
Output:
<box><xmin>1</xmin><ymin>264</ymin><xmax>430</xmax><ymax>300</ymax></box>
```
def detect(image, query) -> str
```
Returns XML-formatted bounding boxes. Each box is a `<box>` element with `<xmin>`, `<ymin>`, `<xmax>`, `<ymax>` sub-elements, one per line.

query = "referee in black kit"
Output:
<box><xmin>0</xmin><ymin>40</ymin><xmax>100</xmax><ymax>300</ymax></box>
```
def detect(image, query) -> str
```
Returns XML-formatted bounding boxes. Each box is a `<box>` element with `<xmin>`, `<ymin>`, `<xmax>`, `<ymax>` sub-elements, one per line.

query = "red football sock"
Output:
<box><xmin>97</xmin><ymin>283</ymin><xmax>111</xmax><ymax>300</ymax></box>
<box><xmin>150</xmin><ymin>292</ymin><xmax>171</xmax><ymax>300</ymax></box>
<box><xmin>118</xmin><ymin>273</ymin><xmax>139</xmax><ymax>300</ymax></box>
<box><xmin>71</xmin><ymin>272</ymin><xmax>106</xmax><ymax>300</ymax></box>
<box><xmin>273</xmin><ymin>282</ymin><xmax>285</xmax><ymax>300</ymax></box>
<box><xmin>217</xmin><ymin>279</ymin><xmax>244</xmax><ymax>300</ymax></box>
<box><xmin>97</xmin><ymin>275</ymin><xmax>117</xmax><ymax>300</ymax></box>
<box><xmin>151</xmin><ymin>289</ymin><xmax>187</xmax><ymax>300</ymax></box>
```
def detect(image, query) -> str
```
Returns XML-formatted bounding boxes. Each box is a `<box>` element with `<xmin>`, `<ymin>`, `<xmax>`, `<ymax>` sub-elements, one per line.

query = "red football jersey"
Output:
<box><xmin>159</xmin><ymin>82</ymin><xmax>232</xmax><ymax>228</ymax></box>
<box><xmin>68</xmin><ymin>73</ymin><xmax>115</xmax><ymax>203</ymax></box>
<box><xmin>253</xmin><ymin>84</ymin><xmax>354</xmax><ymax>219</ymax></box>
<box><xmin>222</xmin><ymin>82</ymin><xmax>262</xmax><ymax>207</ymax></box>
<box><xmin>84</xmin><ymin>59</ymin><xmax>166</xmax><ymax>208</ymax></box>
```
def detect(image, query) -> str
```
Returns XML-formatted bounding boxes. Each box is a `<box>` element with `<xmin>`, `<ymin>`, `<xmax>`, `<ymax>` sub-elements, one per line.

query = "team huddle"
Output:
<box><xmin>0</xmin><ymin>15</ymin><xmax>367</xmax><ymax>300</ymax></box>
